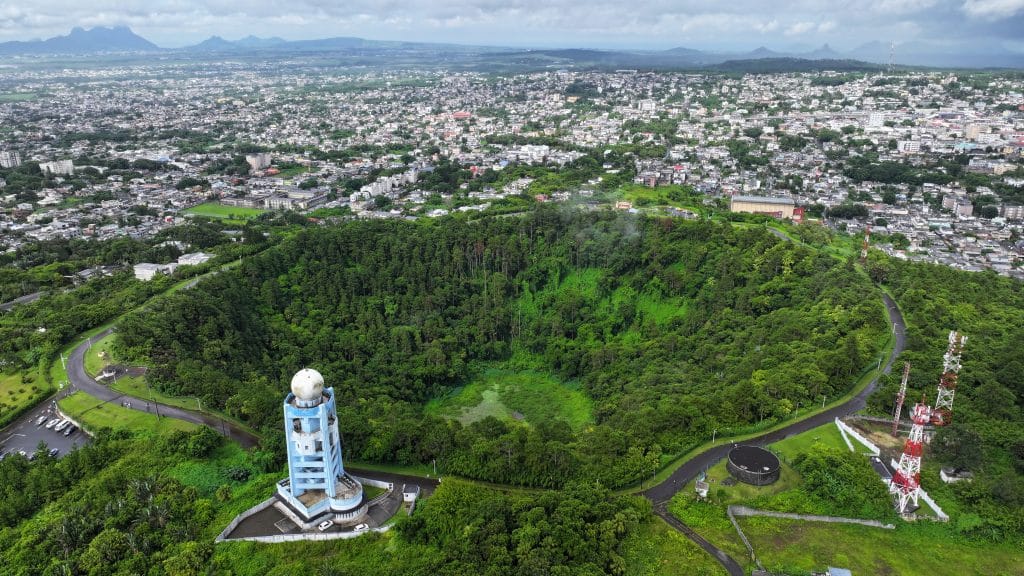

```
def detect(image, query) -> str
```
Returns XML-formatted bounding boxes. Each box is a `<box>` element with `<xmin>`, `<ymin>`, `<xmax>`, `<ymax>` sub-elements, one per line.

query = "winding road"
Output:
<box><xmin>66</xmin><ymin>328</ymin><xmax>260</xmax><ymax>448</ymax></box>
<box><xmin>643</xmin><ymin>292</ymin><xmax>906</xmax><ymax>574</ymax></box>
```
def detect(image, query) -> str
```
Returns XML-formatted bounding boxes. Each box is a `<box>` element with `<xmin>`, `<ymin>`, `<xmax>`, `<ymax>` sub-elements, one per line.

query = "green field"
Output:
<box><xmin>741</xmin><ymin>516</ymin><xmax>1024</xmax><ymax>576</ymax></box>
<box><xmin>619</xmin><ymin>184</ymin><xmax>705</xmax><ymax>213</ymax></box>
<box><xmin>183</xmin><ymin>202</ymin><xmax>266</xmax><ymax>220</ymax></box>
<box><xmin>0</xmin><ymin>92</ymin><xmax>38</xmax><ymax>102</ymax></box>
<box><xmin>622</xmin><ymin>517</ymin><xmax>729</xmax><ymax>576</ymax></box>
<box><xmin>425</xmin><ymin>368</ymin><xmax>594</xmax><ymax>431</ymax></box>
<box><xmin>275</xmin><ymin>165</ymin><xmax>313</xmax><ymax>178</ymax></box>
<box><xmin>58</xmin><ymin>391</ymin><xmax>197</xmax><ymax>436</ymax></box>
<box><xmin>771</xmin><ymin>420</ymin><xmax>848</xmax><ymax>462</ymax></box>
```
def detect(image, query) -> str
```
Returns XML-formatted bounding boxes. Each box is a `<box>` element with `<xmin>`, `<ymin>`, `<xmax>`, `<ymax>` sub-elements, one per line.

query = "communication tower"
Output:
<box><xmin>888</xmin><ymin>40</ymin><xmax>896</xmax><ymax>74</ymax></box>
<box><xmin>892</xmin><ymin>362</ymin><xmax>910</xmax><ymax>436</ymax></box>
<box><xmin>931</xmin><ymin>331</ymin><xmax>967</xmax><ymax>426</ymax></box>
<box><xmin>890</xmin><ymin>397</ymin><xmax>930</xmax><ymax>513</ymax></box>
<box><xmin>861</xmin><ymin>224</ymin><xmax>871</xmax><ymax>263</ymax></box>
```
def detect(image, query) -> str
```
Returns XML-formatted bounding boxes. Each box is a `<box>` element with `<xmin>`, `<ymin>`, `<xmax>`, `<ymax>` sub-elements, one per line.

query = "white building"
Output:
<box><xmin>246</xmin><ymin>153</ymin><xmax>272</xmax><ymax>171</ymax></box>
<box><xmin>39</xmin><ymin>160</ymin><xmax>74</xmax><ymax>176</ymax></box>
<box><xmin>0</xmin><ymin>151</ymin><xmax>21</xmax><ymax>169</ymax></box>
<box><xmin>133</xmin><ymin>262</ymin><xmax>174</xmax><ymax>281</ymax></box>
<box><xmin>177</xmin><ymin>252</ymin><xmax>213</xmax><ymax>266</ymax></box>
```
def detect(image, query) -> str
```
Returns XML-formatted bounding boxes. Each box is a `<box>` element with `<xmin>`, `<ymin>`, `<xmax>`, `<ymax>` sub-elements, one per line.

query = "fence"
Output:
<box><xmin>728</xmin><ymin>505</ymin><xmax>895</xmax><ymax>529</ymax></box>
<box><xmin>215</xmin><ymin>497</ymin><xmax>278</xmax><ymax>542</ymax></box>
<box><xmin>835</xmin><ymin>418</ymin><xmax>881</xmax><ymax>456</ymax></box>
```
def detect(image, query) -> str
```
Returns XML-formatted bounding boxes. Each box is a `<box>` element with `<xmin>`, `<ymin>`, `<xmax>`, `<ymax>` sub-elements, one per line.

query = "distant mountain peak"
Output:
<box><xmin>0</xmin><ymin>25</ymin><xmax>159</xmax><ymax>54</ymax></box>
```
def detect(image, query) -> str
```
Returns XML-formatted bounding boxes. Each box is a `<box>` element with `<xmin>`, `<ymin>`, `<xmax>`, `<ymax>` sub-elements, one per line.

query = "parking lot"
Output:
<box><xmin>0</xmin><ymin>398</ymin><xmax>91</xmax><ymax>460</ymax></box>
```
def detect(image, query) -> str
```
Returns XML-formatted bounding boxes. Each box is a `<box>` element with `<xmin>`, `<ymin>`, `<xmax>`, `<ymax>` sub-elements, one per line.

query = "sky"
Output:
<box><xmin>0</xmin><ymin>0</ymin><xmax>1023</xmax><ymax>51</ymax></box>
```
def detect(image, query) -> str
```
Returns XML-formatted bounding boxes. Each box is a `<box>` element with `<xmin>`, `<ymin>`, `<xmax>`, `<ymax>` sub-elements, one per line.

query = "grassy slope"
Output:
<box><xmin>622</xmin><ymin>517</ymin><xmax>728</xmax><ymax>576</ymax></box>
<box><xmin>0</xmin><ymin>367</ymin><xmax>51</xmax><ymax>427</ymax></box>
<box><xmin>58</xmin><ymin>390</ymin><xmax>197</xmax><ymax>436</ymax></box>
<box><xmin>742</xmin><ymin>516</ymin><xmax>1024</xmax><ymax>576</ymax></box>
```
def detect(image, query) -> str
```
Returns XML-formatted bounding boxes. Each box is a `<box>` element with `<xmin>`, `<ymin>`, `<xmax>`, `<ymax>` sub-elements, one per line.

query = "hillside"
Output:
<box><xmin>115</xmin><ymin>207</ymin><xmax>887</xmax><ymax>489</ymax></box>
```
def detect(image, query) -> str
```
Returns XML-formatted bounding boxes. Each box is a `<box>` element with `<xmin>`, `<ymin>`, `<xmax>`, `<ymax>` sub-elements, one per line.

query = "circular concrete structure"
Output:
<box><xmin>726</xmin><ymin>445</ymin><xmax>780</xmax><ymax>486</ymax></box>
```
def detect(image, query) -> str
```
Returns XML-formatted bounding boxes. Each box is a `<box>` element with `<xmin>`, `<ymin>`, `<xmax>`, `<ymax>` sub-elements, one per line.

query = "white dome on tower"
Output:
<box><xmin>291</xmin><ymin>368</ymin><xmax>324</xmax><ymax>401</ymax></box>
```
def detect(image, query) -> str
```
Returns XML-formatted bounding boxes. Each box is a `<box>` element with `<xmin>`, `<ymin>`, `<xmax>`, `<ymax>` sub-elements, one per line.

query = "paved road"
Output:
<box><xmin>0</xmin><ymin>291</ymin><xmax>43</xmax><ymax>312</ymax></box>
<box><xmin>67</xmin><ymin>329</ymin><xmax>260</xmax><ymax>448</ymax></box>
<box><xmin>0</xmin><ymin>396</ymin><xmax>90</xmax><ymax>459</ymax></box>
<box><xmin>643</xmin><ymin>293</ymin><xmax>906</xmax><ymax>572</ymax></box>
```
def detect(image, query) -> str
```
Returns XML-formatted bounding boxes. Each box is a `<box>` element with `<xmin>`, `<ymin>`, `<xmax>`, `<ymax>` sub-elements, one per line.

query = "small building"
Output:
<box><xmin>940</xmin><ymin>468</ymin><xmax>973</xmax><ymax>484</ymax></box>
<box><xmin>729</xmin><ymin>195</ymin><xmax>796</xmax><ymax>219</ymax></box>
<box><xmin>133</xmin><ymin>263</ymin><xmax>174</xmax><ymax>281</ymax></box>
<box><xmin>828</xmin><ymin>567</ymin><xmax>853</xmax><ymax>576</ymax></box>
<box><xmin>402</xmin><ymin>485</ymin><xmax>421</xmax><ymax>503</ymax></box>
<box><xmin>177</xmin><ymin>252</ymin><xmax>213</xmax><ymax>267</ymax></box>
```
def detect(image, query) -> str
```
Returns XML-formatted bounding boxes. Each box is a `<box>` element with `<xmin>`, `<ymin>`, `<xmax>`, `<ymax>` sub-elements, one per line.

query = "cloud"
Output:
<box><xmin>0</xmin><ymin>0</ymin><xmax>1019</xmax><ymax>48</ymax></box>
<box><xmin>962</xmin><ymin>0</ymin><xmax>1024</xmax><ymax>18</ymax></box>
<box><xmin>785</xmin><ymin>21</ymin><xmax>816</xmax><ymax>36</ymax></box>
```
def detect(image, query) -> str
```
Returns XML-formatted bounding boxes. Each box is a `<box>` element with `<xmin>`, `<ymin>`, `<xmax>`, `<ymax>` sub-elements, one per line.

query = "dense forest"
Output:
<box><xmin>866</xmin><ymin>259</ymin><xmax>1024</xmax><ymax>542</ymax></box>
<box><xmin>0</xmin><ymin>428</ymin><xmax>655</xmax><ymax>576</ymax></box>
<box><xmin>116</xmin><ymin>207</ymin><xmax>887</xmax><ymax>489</ymax></box>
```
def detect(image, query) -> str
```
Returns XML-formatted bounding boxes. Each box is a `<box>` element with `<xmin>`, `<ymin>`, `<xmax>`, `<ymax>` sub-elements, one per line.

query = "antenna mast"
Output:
<box><xmin>888</xmin><ymin>40</ymin><xmax>896</xmax><ymax>74</ymax></box>
<box><xmin>861</xmin><ymin>224</ymin><xmax>871</xmax><ymax>264</ymax></box>
<box><xmin>891</xmin><ymin>396</ymin><xmax>930</xmax><ymax>513</ymax></box>
<box><xmin>932</xmin><ymin>331</ymin><xmax>967</xmax><ymax>426</ymax></box>
<box><xmin>892</xmin><ymin>362</ymin><xmax>910</xmax><ymax>436</ymax></box>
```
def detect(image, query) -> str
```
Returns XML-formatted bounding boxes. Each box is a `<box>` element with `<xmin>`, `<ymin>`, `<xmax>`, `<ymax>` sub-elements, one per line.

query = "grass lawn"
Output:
<box><xmin>82</xmin><ymin>332</ymin><xmax>117</xmax><ymax>377</ymax></box>
<box><xmin>770</xmin><ymin>420</ymin><xmax>848</xmax><ymax>462</ymax></box>
<box><xmin>424</xmin><ymin>368</ymin><xmax>593</xmax><ymax>431</ymax></box>
<box><xmin>741</xmin><ymin>516</ymin><xmax>1024</xmax><ymax>576</ymax></box>
<box><xmin>183</xmin><ymin>202</ymin><xmax>265</xmax><ymax>220</ymax></box>
<box><xmin>622</xmin><ymin>516</ymin><xmax>728</xmax><ymax>576</ymax></box>
<box><xmin>59</xmin><ymin>391</ymin><xmax>197</xmax><ymax>436</ymax></box>
<box><xmin>0</xmin><ymin>368</ymin><xmax>51</xmax><ymax>427</ymax></box>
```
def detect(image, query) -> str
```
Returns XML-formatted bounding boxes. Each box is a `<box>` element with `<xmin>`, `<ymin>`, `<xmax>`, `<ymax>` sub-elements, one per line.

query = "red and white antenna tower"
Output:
<box><xmin>891</xmin><ymin>397</ymin><xmax>930</xmax><ymax>513</ymax></box>
<box><xmin>860</xmin><ymin>224</ymin><xmax>871</xmax><ymax>263</ymax></box>
<box><xmin>931</xmin><ymin>331</ymin><xmax>967</xmax><ymax>427</ymax></box>
<box><xmin>892</xmin><ymin>362</ymin><xmax>911</xmax><ymax>436</ymax></box>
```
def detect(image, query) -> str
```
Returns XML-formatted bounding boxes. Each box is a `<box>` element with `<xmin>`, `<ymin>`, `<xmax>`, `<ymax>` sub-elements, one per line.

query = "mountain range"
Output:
<box><xmin>0</xmin><ymin>26</ymin><xmax>1021</xmax><ymax>69</ymax></box>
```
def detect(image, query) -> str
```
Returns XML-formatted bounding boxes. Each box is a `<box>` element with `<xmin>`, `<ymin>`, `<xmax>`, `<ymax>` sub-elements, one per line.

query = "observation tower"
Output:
<box><xmin>277</xmin><ymin>368</ymin><xmax>363</xmax><ymax>520</ymax></box>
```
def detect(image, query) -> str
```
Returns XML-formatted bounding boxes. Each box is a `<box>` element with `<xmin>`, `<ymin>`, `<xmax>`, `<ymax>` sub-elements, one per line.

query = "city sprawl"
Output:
<box><xmin>2</xmin><ymin>63</ymin><xmax>1023</xmax><ymax>277</ymax></box>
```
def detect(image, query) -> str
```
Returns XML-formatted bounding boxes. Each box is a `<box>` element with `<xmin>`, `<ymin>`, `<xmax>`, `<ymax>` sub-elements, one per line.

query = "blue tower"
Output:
<box><xmin>276</xmin><ymin>368</ymin><xmax>363</xmax><ymax>520</ymax></box>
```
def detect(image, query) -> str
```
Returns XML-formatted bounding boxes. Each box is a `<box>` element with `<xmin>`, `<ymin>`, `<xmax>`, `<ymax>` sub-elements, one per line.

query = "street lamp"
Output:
<box><xmin>712</xmin><ymin>428</ymin><xmax>717</xmax><ymax>443</ymax></box>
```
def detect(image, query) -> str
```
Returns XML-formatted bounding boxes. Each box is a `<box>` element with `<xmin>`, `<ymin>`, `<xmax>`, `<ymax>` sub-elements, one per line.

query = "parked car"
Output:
<box><xmin>35</xmin><ymin>416</ymin><xmax>47</xmax><ymax>426</ymax></box>
<box><xmin>53</xmin><ymin>420</ymin><xmax>69</xmax><ymax>432</ymax></box>
<box><xmin>44</xmin><ymin>418</ymin><xmax>59</xmax><ymax>429</ymax></box>
<box><xmin>64</xmin><ymin>425</ymin><xmax>77</xmax><ymax>437</ymax></box>
<box><xmin>354</xmin><ymin>523</ymin><xmax>369</xmax><ymax>532</ymax></box>
<box><xmin>317</xmin><ymin>520</ymin><xmax>334</xmax><ymax>532</ymax></box>
<box><xmin>48</xmin><ymin>448</ymin><xmax>59</xmax><ymax>457</ymax></box>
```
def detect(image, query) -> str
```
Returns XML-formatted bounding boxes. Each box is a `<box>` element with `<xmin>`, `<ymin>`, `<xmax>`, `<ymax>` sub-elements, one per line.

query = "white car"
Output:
<box><xmin>53</xmin><ymin>420</ymin><xmax>69</xmax><ymax>432</ymax></box>
<box><xmin>44</xmin><ymin>418</ymin><xmax>59</xmax><ymax>429</ymax></box>
<box><xmin>317</xmin><ymin>520</ymin><xmax>334</xmax><ymax>532</ymax></box>
<box><xmin>35</xmin><ymin>416</ymin><xmax>47</xmax><ymax>426</ymax></box>
<box><xmin>354</xmin><ymin>523</ymin><xmax>369</xmax><ymax>532</ymax></box>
